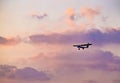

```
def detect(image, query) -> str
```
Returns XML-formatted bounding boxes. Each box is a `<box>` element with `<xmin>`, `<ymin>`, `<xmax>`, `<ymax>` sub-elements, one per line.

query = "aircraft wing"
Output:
<box><xmin>73</xmin><ymin>45</ymin><xmax>78</xmax><ymax>47</ymax></box>
<box><xmin>80</xmin><ymin>44</ymin><xmax>87</xmax><ymax>46</ymax></box>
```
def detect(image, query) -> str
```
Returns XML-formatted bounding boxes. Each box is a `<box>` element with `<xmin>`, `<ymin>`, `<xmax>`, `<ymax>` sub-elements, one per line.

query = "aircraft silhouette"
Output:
<box><xmin>73</xmin><ymin>43</ymin><xmax>92</xmax><ymax>50</ymax></box>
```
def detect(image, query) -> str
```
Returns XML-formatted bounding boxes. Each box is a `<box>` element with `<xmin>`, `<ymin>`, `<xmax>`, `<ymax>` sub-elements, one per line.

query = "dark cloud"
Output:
<box><xmin>0</xmin><ymin>65</ymin><xmax>50</xmax><ymax>81</ymax></box>
<box><xmin>28</xmin><ymin>29</ymin><xmax>120</xmax><ymax>45</ymax></box>
<box><xmin>0</xmin><ymin>36</ymin><xmax>20</xmax><ymax>45</ymax></box>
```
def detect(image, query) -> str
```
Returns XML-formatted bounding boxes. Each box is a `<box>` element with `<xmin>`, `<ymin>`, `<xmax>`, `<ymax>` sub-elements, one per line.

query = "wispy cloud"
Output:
<box><xmin>31</xmin><ymin>12</ymin><xmax>47</xmax><ymax>20</ymax></box>
<box><xmin>80</xmin><ymin>7</ymin><xmax>100</xmax><ymax>21</ymax></box>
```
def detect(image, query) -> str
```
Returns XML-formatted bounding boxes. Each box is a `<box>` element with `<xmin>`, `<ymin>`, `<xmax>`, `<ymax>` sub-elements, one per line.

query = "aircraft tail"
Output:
<box><xmin>87</xmin><ymin>43</ymin><xmax>90</xmax><ymax>48</ymax></box>
<box><xmin>87</xmin><ymin>45</ymin><xmax>89</xmax><ymax>48</ymax></box>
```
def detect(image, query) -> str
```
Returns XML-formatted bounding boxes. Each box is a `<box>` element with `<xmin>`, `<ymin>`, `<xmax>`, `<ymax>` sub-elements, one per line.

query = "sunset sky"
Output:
<box><xmin>0</xmin><ymin>0</ymin><xmax>120</xmax><ymax>83</ymax></box>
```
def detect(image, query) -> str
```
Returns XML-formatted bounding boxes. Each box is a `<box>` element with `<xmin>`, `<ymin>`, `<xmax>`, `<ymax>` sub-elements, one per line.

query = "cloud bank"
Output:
<box><xmin>55</xmin><ymin>50</ymin><xmax>120</xmax><ymax>72</ymax></box>
<box><xmin>28</xmin><ymin>29</ymin><xmax>120</xmax><ymax>45</ymax></box>
<box><xmin>30</xmin><ymin>49</ymin><xmax>120</xmax><ymax>72</ymax></box>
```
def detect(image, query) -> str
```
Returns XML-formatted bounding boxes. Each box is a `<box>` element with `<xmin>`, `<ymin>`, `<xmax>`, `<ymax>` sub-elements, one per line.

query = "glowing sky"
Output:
<box><xmin>0</xmin><ymin>0</ymin><xmax>120</xmax><ymax>83</ymax></box>
<box><xmin>0</xmin><ymin>0</ymin><xmax>120</xmax><ymax>36</ymax></box>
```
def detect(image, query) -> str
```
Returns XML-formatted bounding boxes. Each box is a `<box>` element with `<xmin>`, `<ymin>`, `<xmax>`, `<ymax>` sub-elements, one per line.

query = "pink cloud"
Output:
<box><xmin>65</xmin><ymin>8</ymin><xmax>75</xmax><ymax>16</ymax></box>
<box><xmin>65</xmin><ymin>8</ymin><xmax>76</xmax><ymax>26</ymax></box>
<box><xmin>80</xmin><ymin>7</ymin><xmax>100</xmax><ymax>21</ymax></box>
<box><xmin>64</xmin><ymin>8</ymin><xmax>81</xmax><ymax>27</ymax></box>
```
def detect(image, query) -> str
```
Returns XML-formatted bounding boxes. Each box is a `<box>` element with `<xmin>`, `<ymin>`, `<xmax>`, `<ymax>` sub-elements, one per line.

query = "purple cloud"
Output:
<box><xmin>0</xmin><ymin>65</ymin><xmax>50</xmax><ymax>81</ymax></box>
<box><xmin>57</xmin><ymin>50</ymin><xmax>120</xmax><ymax>72</ymax></box>
<box><xmin>30</xmin><ymin>50</ymin><xmax>120</xmax><ymax>72</ymax></box>
<box><xmin>0</xmin><ymin>65</ymin><xmax>16</xmax><ymax>78</ymax></box>
<box><xmin>75</xmin><ymin>50</ymin><xmax>120</xmax><ymax>71</ymax></box>
<box><xmin>15</xmin><ymin>67</ymin><xmax>50</xmax><ymax>81</ymax></box>
<box><xmin>28</xmin><ymin>29</ymin><xmax>120</xmax><ymax>45</ymax></box>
